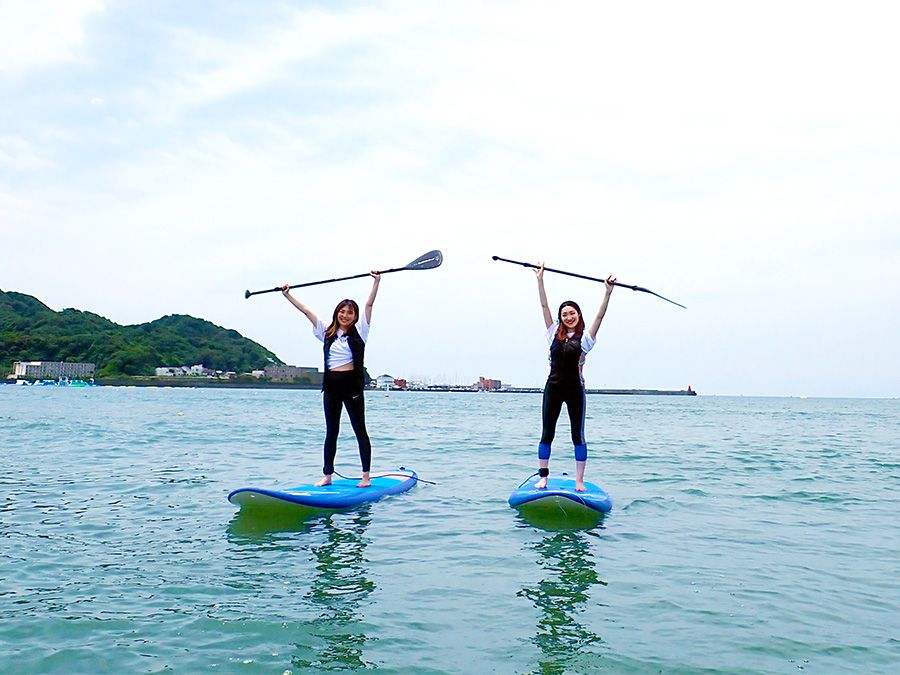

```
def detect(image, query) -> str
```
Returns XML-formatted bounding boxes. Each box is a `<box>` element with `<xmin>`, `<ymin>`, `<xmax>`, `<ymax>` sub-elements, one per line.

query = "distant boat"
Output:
<box><xmin>27</xmin><ymin>377</ymin><xmax>96</xmax><ymax>387</ymax></box>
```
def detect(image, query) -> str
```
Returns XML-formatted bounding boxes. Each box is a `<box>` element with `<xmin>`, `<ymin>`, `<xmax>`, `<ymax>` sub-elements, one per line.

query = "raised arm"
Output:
<box><xmin>281</xmin><ymin>285</ymin><xmax>319</xmax><ymax>328</ymax></box>
<box><xmin>534</xmin><ymin>263</ymin><xmax>553</xmax><ymax>329</ymax></box>
<box><xmin>587</xmin><ymin>276</ymin><xmax>616</xmax><ymax>340</ymax></box>
<box><xmin>364</xmin><ymin>270</ymin><xmax>381</xmax><ymax>324</ymax></box>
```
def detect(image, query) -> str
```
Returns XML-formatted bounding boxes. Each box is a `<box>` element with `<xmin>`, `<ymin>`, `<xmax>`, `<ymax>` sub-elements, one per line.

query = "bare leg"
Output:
<box><xmin>575</xmin><ymin>460</ymin><xmax>587</xmax><ymax>491</ymax></box>
<box><xmin>536</xmin><ymin>460</ymin><xmax>550</xmax><ymax>489</ymax></box>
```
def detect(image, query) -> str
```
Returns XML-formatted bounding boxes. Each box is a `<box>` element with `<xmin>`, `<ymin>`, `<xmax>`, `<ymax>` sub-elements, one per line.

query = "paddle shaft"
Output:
<box><xmin>247</xmin><ymin>267</ymin><xmax>400</xmax><ymax>299</ymax></box>
<box><xmin>492</xmin><ymin>255</ymin><xmax>686</xmax><ymax>309</ymax></box>
<box><xmin>245</xmin><ymin>250</ymin><xmax>442</xmax><ymax>299</ymax></box>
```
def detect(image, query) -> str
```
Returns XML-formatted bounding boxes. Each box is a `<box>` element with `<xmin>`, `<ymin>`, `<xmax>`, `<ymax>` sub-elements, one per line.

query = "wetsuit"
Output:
<box><xmin>539</xmin><ymin>322</ymin><xmax>595</xmax><ymax>463</ymax></box>
<box><xmin>314</xmin><ymin>315</ymin><xmax>371</xmax><ymax>475</ymax></box>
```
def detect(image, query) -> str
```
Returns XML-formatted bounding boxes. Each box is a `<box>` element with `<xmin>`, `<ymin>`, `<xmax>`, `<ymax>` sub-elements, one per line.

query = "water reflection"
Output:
<box><xmin>513</xmin><ymin>504</ymin><xmax>605</xmax><ymax>532</ymax></box>
<box><xmin>226</xmin><ymin>506</ymin><xmax>377</xmax><ymax>670</ymax></box>
<box><xmin>227</xmin><ymin>505</ymin><xmax>321</xmax><ymax>542</ymax></box>
<box><xmin>291</xmin><ymin>509</ymin><xmax>376</xmax><ymax>672</ymax></box>
<box><xmin>518</xmin><ymin>529</ymin><xmax>607</xmax><ymax>674</ymax></box>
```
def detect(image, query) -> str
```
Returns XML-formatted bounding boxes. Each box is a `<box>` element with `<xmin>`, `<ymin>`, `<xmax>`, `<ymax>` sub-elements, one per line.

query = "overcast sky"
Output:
<box><xmin>2</xmin><ymin>1</ymin><xmax>898</xmax><ymax>397</ymax></box>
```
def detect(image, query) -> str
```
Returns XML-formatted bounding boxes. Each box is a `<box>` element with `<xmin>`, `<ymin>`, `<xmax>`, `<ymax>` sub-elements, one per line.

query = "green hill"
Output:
<box><xmin>0</xmin><ymin>289</ymin><xmax>283</xmax><ymax>377</ymax></box>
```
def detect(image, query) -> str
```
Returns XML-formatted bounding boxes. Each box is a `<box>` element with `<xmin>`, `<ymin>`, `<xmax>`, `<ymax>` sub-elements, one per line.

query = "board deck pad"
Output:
<box><xmin>229</xmin><ymin>469</ymin><xmax>418</xmax><ymax>511</ymax></box>
<box><xmin>508</xmin><ymin>475</ymin><xmax>612</xmax><ymax>515</ymax></box>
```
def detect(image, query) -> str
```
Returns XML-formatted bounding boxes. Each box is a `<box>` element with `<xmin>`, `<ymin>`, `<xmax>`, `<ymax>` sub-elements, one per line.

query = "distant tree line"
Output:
<box><xmin>0</xmin><ymin>290</ymin><xmax>282</xmax><ymax>377</ymax></box>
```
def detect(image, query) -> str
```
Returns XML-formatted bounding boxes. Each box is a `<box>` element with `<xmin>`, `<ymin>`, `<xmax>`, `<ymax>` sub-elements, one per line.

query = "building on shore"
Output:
<box><xmin>13</xmin><ymin>361</ymin><xmax>95</xmax><ymax>380</ymax></box>
<box><xmin>374</xmin><ymin>374</ymin><xmax>394</xmax><ymax>389</ymax></box>
<box><xmin>155</xmin><ymin>364</ymin><xmax>210</xmax><ymax>377</ymax></box>
<box><xmin>478</xmin><ymin>376</ymin><xmax>502</xmax><ymax>391</ymax></box>
<box><xmin>264</xmin><ymin>365</ymin><xmax>323</xmax><ymax>385</ymax></box>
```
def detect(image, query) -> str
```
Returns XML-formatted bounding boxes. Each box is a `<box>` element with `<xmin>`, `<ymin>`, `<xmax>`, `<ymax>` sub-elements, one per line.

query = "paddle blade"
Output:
<box><xmin>404</xmin><ymin>250</ymin><xmax>443</xmax><ymax>270</ymax></box>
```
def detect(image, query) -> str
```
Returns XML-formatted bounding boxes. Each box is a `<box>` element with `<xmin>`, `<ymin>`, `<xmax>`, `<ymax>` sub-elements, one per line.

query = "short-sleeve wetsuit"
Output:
<box><xmin>538</xmin><ymin>322</ymin><xmax>595</xmax><ymax>462</ymax></box>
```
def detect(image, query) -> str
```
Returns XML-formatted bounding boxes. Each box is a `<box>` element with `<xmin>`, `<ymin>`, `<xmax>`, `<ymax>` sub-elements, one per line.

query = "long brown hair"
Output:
<box><xmin>325</xmin><ymin>299</ymin><xmax>360</xmax><ymax>339</ymax></box>
<box><xmin>555</xmin><ymin>300</ymin><xmax>584</xmax><ymax>341</ymax></box>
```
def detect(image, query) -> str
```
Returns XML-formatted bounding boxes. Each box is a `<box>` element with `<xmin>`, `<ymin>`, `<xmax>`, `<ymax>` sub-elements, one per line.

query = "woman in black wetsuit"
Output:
<box><xmin>281</xmin><ymin>271</ymin><xmax>381</xmax><ymax>488</ymax></box>
<box><xmin>533</xmin><ymin>263</ymin><xmax>615</xmax><ymax>491</ymax></box>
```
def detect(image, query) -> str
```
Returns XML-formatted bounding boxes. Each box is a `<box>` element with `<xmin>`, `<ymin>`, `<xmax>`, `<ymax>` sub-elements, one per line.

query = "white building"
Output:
<box><xmin>374</xmin><ymin>374</ymin><xmax>394</xmax><ymax>389</ymax></box>
<box><xmin>155</xmin><ymin>364</ymin><xmax>210</xmax><ymax>377</ymax></box>
<box><xmin>14</xmin><ymin>361</ymin><xmax>95</xmax><ymax>379</ymax></box>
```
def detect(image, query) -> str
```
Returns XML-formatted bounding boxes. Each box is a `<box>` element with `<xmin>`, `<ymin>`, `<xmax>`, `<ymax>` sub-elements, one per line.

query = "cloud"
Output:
<box><xmin>0</xmin><ymin>136</ymin><xmax>53</xmax><ymax>169</ymax></box>
<box><xmin>0</xmin><ymin>0</ymin><xmax>105</xmax><ymax>77</ymax></box>
<box><xmin>2</xmin><ymin>0</ymin><xmax>900</xmax><ymax>395</ymax></box>
<box><xmin>132</xmin><ymin>5</ymin><xmax>406</xmax><ymax>121</ymax></box>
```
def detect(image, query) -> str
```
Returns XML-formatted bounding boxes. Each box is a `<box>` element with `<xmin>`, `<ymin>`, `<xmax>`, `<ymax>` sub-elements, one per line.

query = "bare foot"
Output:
<box><xmin>535</xmin><ymin>477</ymin><xmax>548</xmax><ymax>489</ymax></box>
<box><xmin>315</xmin><ymin>475</ymin><xmax>332</xmax><ymax>487</ymax></box>
<box><xmin>575</xmin><ymin>481</ymin><xmax>587</xmax><ymax>492</ymax></box>
<box><xmin>356</xmin><ymin>472</ymin><xmax>371</xmax><ymax>488</ymax></box>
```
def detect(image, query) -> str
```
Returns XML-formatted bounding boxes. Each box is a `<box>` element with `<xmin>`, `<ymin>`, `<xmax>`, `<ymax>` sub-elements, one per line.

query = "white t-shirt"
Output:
<box><xmin>314</xmin><ymin>314</ymin><xmax>370</xmax><ymax>369</ymax></box>
<box><xmin>545</xmin><ymin>322</ymin><xmax>595</xmax><ymax>353</ymax></box>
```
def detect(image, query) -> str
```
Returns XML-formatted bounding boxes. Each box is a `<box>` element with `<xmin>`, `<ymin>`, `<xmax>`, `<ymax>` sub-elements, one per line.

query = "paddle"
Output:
<box><xmin>245</xmin><ymin>250</ymin><xmax>443</xmax><ymax>299</ymax></box>
<box><xmin>492</xmin><ymin>255</ymin><xmax>686</xmax><ymax>309</ymax></box>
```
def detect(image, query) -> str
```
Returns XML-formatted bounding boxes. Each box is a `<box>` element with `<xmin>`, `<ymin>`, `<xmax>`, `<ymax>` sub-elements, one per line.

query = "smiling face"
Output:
<box><xmin>336</xmin><ymin>303</ymin><xmax>357</xmax><ymax>329</ymax></box>
<box><xmin>559</xmin><ymin>304</ymin><xmax>581</xmax><ymax>330</ymax></box>
<box><xmin>325</xmin><ymin>298</ymin><xmax>359</xmax><ymax>340</ymax></box>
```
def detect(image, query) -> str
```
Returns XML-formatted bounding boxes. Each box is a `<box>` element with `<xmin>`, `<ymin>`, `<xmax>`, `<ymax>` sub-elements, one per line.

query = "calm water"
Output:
<box><xmin>1</xmin><ymin>387</ymin><xmax>898</xmax><ymax>673</ymax></box>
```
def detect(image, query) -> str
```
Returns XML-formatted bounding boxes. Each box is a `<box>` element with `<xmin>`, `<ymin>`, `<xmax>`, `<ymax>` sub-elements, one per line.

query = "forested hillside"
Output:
<box><xmin>0</xmin><ymin>290</ymin><xmax>282</xmax><ymax>377</ymax></box>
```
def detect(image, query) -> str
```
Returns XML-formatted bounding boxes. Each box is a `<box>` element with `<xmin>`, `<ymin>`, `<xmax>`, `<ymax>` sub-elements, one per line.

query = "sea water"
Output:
<box><xmin>1</xmin><ymin>387</ymin><xmax>898</xmax><ymax>674</ymax></box>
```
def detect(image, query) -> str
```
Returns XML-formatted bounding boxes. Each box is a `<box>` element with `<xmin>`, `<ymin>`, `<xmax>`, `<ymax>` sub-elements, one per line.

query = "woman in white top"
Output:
<box><xmin>533</xmin><ymin>263</ymin><xmax>615</xmax><ymax>491</ymax></box>
<box><xmin>281</xmin><ymin>271</ymin><xmax>381</xmax><ymax>487</ymax></box>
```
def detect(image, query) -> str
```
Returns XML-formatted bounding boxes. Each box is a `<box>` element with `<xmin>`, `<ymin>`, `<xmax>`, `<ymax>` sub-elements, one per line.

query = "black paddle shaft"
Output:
<box><xmin>245</xmin><ymin>250</ymin><xmax>443</xmax><ymax>299</ymax></box>
<box><xmin>492</xmin><ymin>255</ymin><xmax>686</xmax><ymax>309</ymax></box>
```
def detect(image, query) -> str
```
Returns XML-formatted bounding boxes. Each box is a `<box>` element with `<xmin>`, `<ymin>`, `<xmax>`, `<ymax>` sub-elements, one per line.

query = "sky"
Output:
<box><xmin>2</xmin><ymin>0</ymin><xmax>899</xmax><ymax>398</ymax></box>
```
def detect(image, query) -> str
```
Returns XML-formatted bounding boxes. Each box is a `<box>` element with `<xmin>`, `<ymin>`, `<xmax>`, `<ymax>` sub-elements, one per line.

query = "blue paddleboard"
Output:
<box><xmin>228</xmin><ymin>468</ymin><xmax>418</xmax><ymax>511</ymax></box>
<box><xmin>508</xmin><ymin>475</ymin><xmax>612</xmax><ymax>516</ymax></box>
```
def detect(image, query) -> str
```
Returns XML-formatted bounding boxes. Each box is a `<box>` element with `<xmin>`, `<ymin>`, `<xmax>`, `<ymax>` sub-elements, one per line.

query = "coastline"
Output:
<box><xmin>96</xmin><ymin>378</ymin><xmax>321</xmax><ymax>389</ymax></box>
<box><xmin>400</xmin><ymin>386</ymin><xmax>697</xmax><ymax>396</ymax></box>
<box><xmin>4</xmin><ymin>379</ymin><xmax>696</xmax><ymax>395</ymax></box>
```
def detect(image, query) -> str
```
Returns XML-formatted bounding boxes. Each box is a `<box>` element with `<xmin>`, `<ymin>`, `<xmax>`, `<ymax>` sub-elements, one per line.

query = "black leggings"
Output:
<box><xmin>540</xmin><ymin>381</ymin><xmax>587</xmax><ymax>447</ymax></box>
<box><xmin>322</xmin><ymin>371</ymin><xmax>371</xmax><ymax>475</ymax></box>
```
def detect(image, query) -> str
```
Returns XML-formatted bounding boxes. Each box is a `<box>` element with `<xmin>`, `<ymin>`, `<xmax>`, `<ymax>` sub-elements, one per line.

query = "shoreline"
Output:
<box><xmin>3</xmin><ymin>379</ymin><xmax>696</xmax><ymax>395</ymax></box>
<box><xmin>402</xmin><ymin>387</ymin><xmax>697</xmax><ymax>396</ymax></box>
